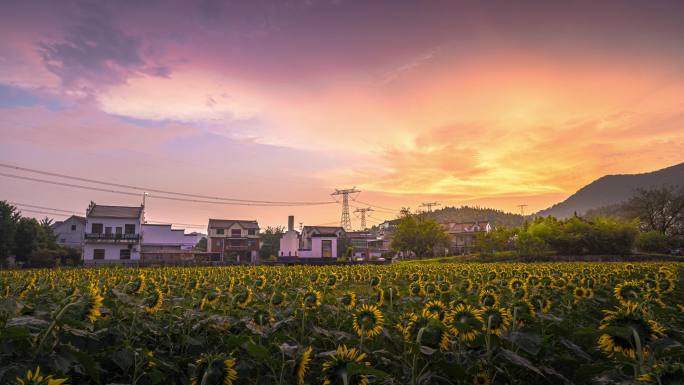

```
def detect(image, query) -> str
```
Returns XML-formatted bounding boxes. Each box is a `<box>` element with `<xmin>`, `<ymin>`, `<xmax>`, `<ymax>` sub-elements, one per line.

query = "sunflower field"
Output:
<box><xmin>1</xmin><ymin>262</ymin><xmax>683</xmax><ymax>385</ymax></box>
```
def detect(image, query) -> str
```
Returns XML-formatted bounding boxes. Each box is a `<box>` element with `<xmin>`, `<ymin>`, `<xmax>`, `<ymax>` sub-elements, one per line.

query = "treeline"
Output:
<box><xmin>478</xmin><ymin>186</ymin><xmax>684</xmax><ymax>257</ymax></box>
<box><xmin>0</xmin><ymin>201</ymin><xmax>80</xmax><ymax>266</ymax></box>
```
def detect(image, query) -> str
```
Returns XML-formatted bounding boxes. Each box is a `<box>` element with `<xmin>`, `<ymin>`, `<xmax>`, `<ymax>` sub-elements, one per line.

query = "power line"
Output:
<box><xmin>419</xmin><ymin>202</ymin><xmax>441</xmax><ymax>212</ymax></box>
<box><xmin>0</xmin><ymin>163</ymin><xmax>334</xmax><ymax>206</ymax></box>
<box><xmin>354</xmin><ymin>207</ymin><xmax>373</xmax><ymax>230</ymax></box>
<box><xmin>351</xmin><ymin>198</ymin><xmax>397</xmax><ymax>213</ymax></box>
<box><xmin>0</xmin><ymin>172</ymin><xmax>327</xmax><ymax>207</ymax></box>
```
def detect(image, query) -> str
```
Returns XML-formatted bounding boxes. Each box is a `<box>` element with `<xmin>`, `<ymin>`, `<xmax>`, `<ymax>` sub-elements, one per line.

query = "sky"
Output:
<box><xmin>1</xmin><ymin>0</ymin><xmax>683</xmax><ymax>231</ymax></box>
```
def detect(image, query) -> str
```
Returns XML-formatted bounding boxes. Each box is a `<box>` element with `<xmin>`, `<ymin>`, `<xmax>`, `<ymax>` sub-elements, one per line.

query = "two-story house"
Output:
<box><xmin>51</xmin><ymin>215</ymin><xmax>86</xmax><ymax>249</ymax></box>
<box><xmin>82</xmin><ymin>202</ymin><xmax>144</xmax><ymax>263</ymax></box>
<box><xmin>207</xmin><ymin>219</ymin><xmax>260</xmax><ymax>262</ymax></box>
<box><xmin>443</xmin><ymin>221</ymin><xmax>492</xmax><ymax>255</ymax></box>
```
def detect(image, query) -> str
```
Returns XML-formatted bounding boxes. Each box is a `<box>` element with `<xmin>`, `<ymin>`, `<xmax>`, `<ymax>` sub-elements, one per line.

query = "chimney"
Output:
<box><xmin>288</xmin><ymin>215</ymin><xmax>294</xmax><ymax>232</ymax></box>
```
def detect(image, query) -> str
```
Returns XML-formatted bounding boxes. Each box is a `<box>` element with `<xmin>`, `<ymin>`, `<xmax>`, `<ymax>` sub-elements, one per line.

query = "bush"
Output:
<box><xmin>635</xmin><ymin>231</ymin><xmax>669</xmax><ymax>254</ymax></box>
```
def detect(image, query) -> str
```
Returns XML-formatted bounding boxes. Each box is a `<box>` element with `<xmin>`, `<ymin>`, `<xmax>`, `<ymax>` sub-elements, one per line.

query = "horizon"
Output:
<box><xmin>2</xmin><ymin>1</ymin><xmax>684</xmax><ymax>230</ymax></box>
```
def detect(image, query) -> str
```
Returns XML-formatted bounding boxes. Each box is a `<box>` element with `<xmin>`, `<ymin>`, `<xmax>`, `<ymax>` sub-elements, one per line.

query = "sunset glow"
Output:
<box><xmin>1</xmin><ymin>0</ymin><xmax>683</xmax><ymax>228</ymax></box>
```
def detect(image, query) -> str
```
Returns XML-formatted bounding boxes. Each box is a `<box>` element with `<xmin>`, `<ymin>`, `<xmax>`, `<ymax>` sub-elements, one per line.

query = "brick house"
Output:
<box><xmin>207</xmin><ymin>219</ymin><xmax>260</xmax><ymax>262</ymax></box>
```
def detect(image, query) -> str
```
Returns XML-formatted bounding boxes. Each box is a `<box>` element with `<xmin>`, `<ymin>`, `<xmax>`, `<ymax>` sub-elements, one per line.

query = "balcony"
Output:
<box><xmin>85</xmin><ymin>233</ymin><xmax>140</xmax><ymax>243</ymax></box>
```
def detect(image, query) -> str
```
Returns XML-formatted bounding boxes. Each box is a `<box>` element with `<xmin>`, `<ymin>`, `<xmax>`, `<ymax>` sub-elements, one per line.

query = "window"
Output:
<box><xmin>120</xmin><ymin>249</ymin><xmax>131</xmax><ymax>259</ymax></box>
<box><xmin>105</xmin><ymin>227</ymin><xmax>112</xmax><ymax>234</ymax></box>
<box><xmin>231</xmin><ymin>229</ymin><xmax>242</xmax><ymax>237</ymax></box>
<box><xmin>71</xmin><ymin>224</ymin><xmax>77</xmax><ymax>231</ymax></box>
<box><xmin>322</xmin><ymin>240</ymin><xmax>333</xmax><ymax>258</ymax></box>
<box><xmin>94</xmin><ymin>249</ymin><xmax>105</xmax><ymax>259</ymax></box>
<box><xmin>230</xmin><ymin>239</ymin><xmax>243</xmax><ymax>247</ymax></box>
<box><xmin>116</xmin><ymin>227</ymin><xmax>122</xmax><ymax>235</ymax></box>
<box><xmin>248</xmin><ymin>229</ymin><xmax>256</xmax><ymax>236</ymax></box>
<box><xmin>91</xmin><ymin>223</ymin><xmax>103</xmax><ymax>234</ymax></box>
<box><xmin>216</xmin><ymin>229</ymin><xmax>224</xmax><ymax>235</ymax></box>
<box><xmin>124</xmin><ymin>224</ymin><xmax>136</xmax><ymax>234</ymax></box>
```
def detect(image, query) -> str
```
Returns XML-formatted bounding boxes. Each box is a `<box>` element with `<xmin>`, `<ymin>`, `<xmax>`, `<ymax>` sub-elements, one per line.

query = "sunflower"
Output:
<box><xmin>479</xmin><ymin>291</ymin><xmax>500</xmax><ymax>308</ymax></box>
<box><xmin>144</xmin><ymin>286</ymin><xmax>164</xmax><ymax>314</ymax></box>
<box><xmin>191</xmin><ymin>353</ymin><xmax>238</xmax><ymax>385</ymax></box>
<box><xmin>302</xmin><ymin>289</ymin><xmax>321</xmax><ymax>310</ymax></box>
<box><xmin>369</xmin><ymin>276</ymin><xmax>381</xmax><ymax>288</ymax></box>
<box><xmin>527</xmin><ymin>293</ymin><xmax>552</xmax><ymax>314</ymax></box>
<box><xmin>234</xmin><ymin>287</ymin><xmax>253</xmax><ymax>309</ymax></box>
<box><xmin>16</xmin><ymin>367</ymin><xmax>68</xmax><ymax>385</ymax></box>
<box><xmin>254</xmin><ymin>275</ymin><xmax>267</xmax><ymax>290</ymax></box>
<box><xmin>326</xmin><ymin>274</ymin><xmax>338</xmax><ymax>289</ymax></box>
<box><xmin>638</xmin><ymin>362</ymin><xmax>684</xmax><ymax>385</ymax></box>
<box><xmin>250</xmin><ymin>309</ymin><xmax>273</xmax><ymax>329</ymax></box>
<box><xmin>409</xmin><ymin>281</ymin><xmax>423</xmax><ymax>296</ymax></box>
<box><xmin>340</xmin><ymin>291</ymin><xmax>357</xmax><ymax>310</ymax></box>
<box><xmin>614</xmin><ymin>281</ymin><xmax>643</xmax><ymax>306</ymax></box>
<box><xmin>296</xmin><ymin>346</ymin><xmax>313</xmax><ymax>385</ymax></box>
<box><xmin>598</xmin><ymin>303</ymin><xmax>666</xmax><ymax>360</ymax></box>
<box><xmin>372</xmin><ymin>288</ymin><xmax>385</xmax><ymax>306</ymax></box>
<box><xmin>421</xmin><ymin>300</ymin><xmax>448</xmax><ymax>321</ymax></box>
<box><xmin>424</xmin><ymin>283</ymin><xmax>437</xmax><ymax>296</ymax></box>
<box><xmin>322</xmin><ymin>345</ymin><xmax>370</xmax><ymax>385</ymax></box>
<box><xmin>573</xmin><ymin>287</ymin><xmax>588</xmax><ymax>304</ymax></box>
<box><xmin>481</xmin><ymin>306</ymin><xmax>511</xmax><ymax>336</ymax></box>
<box><xmin>270</xmin><ymin>290</ymin><xmax>286</xmax><ymax>307</ymax></box>
<box><xmin>445</xmin><ymin>304</ymin><xmax>484</xmax><ymax>343</ymax></box>
<box><xmin>510</xmin><ymin>300</ymin><xmax>535</xmax><ymax>325</ymax></box>
<box><xmin>407</xmin><ymin>315</ymin><xmax>451</xmax><ymax>351</ymax></box>
<box><xmin>656</xmin><ymin>278</ymin><xmax>674</xmax><ymax>294</ymax></box>
<box><xmin>508</xmin><ymin>278</ymin><xmax>525</xmax><ymax>292</ymax></box>
<box><xmin>84</xmin><ymin>285</ymin><xmax>104</xmax><ymax>323</ymax></box>
<box><xmin>438</xmin><ymin>281</ymin><xmax>451</xmax><ymax>294</ymax></box>
<box><xmin>353</xmin><ymin>304</ymin><xmax>385</xmax><ymax>338</ymax></box>
<box><xmin>473</xmin><ymin>372</ymin><xmax>491</xmax><ymax>385</ymax></box>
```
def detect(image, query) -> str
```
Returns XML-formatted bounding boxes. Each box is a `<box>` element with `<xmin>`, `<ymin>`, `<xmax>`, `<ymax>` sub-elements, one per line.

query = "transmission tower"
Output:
<box><xmin>332</xmin><ymin>187</ymin><xmax>360</xmax><ymax>231</ymax></box>
<box><xmin>354</xmin><ymin>207</ymin><xmax>374</xmax><ymax>230</ymax></box>
<box><xmin>517</xmin><ymin>204</ymin><xmax>528</xmax><ymax>217</ymax></box>
<box><xmin>419</xmin><ymin>202</ymin><xmax>441</xmax><ymax>212</ymax></box>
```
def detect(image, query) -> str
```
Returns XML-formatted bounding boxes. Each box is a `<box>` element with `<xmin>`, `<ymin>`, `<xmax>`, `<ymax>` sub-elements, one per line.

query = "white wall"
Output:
<box><xmin>83</xmin><ymin>243</ymin><xmax>140</xmax><ymax>260</ymax></box>
<box><xmin>142</xmin><ymin>224</ymin><xmax>197</xmax><ymax>249</ymax></box>
<box><xmin>53</xmin><ymin>217</ymin><xmax>84</xmax><ymax>248</ymax></box>
<box><xmin>279</xmin><ymin>230</ymin><xmax>299</xmax><ymax>256</ymax></box>
<box><xmin>299</xmin><ymin>237</ymin><xmax>337</xmax><ymax>258</ymax></box>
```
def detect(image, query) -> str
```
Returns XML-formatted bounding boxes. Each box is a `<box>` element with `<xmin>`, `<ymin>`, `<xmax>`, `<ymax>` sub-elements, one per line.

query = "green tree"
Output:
<box><xmin>475</xmin><ymin>227</ymin><xmax>513</xmax><ymax>256</ymax></box>
<box><xmin>259</xmin><ymin>226</ymin><xmax>285</xmax><ymax>259</ymax></box>
<box><xmin>14</xmin><ymin>217</ymin><xmax>41</xmax><ymax>261</ymax></box>
<box><xmin>196</xmin><ymin>237</ymin><xmax>207</xmax><ymax>251</ymax></box>
<box><xmin>0</xmin><ymin>201</ymin><xmax>21</xmax><ymax>261</ymax></box>
<box><xmin>391</xmin><ymin>215</ymin><xmax>450</xmax><ymax>259</ymax></box>
<box><xmin>635</xmin><ymin>230</ymin><xmax>669</xmax><ymax>254</ymax></box>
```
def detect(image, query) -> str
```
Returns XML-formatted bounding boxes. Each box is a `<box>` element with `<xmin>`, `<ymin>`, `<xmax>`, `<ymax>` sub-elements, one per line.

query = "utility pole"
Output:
<box><xmin>331</xmin><ymin>187</ymin><xmax>360</xmax><ymax>231</ymax></box>
<box><xmin>517</xmin><ymin>204</ymin><xmax>528</xmax><ymax>217</ymax></box>
<box><xmin>354</xmin><ymin>207</ymin><xmax>374</xmax><ymax>230</ymax></box>
<box><xmin>419</xmin><ymin>202</ymin><xmax>441</xmax><ymax>212</ymax></box>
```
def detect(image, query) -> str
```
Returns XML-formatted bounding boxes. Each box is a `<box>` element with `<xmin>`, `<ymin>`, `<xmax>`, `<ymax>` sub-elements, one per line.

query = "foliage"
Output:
<box><xmin>476</xmin><ymin>227</ymin><xmax>514</xmax><ymax>256</ymax></box>
<box><xmin>623</xmin><ymin>186</ymin><xmax>684</xmax><ymax>238</ymax></box>
<box><xmin>635</xmin><ymin>231</ymin><xmax>670</xmax><ymax>254</ymax></box>
<box><xmin>0</xmin><ymin>201</ymin><xmax>21</xmax><ymax>261</ymax></box>
<box><xmin>195</xmin><ymin>237</ymin><xmax>207</xmax><ymax>252</ymax></box>
<box><xmin>391</xmin><ymin>214</ymin><xmax>450</xmax><ymax>258</ymax></box>
<box><xmin>259</xmin><ymin>226</ymin><xmax>285</xmax><ymax>259</ymax></box>
<box><xmin>1</xmin><ymin>262</ymin><xmax>682</xmax><ymax>385</ymax></box>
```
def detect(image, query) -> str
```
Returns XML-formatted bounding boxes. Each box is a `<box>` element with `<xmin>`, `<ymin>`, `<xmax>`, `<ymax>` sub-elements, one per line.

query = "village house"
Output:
<box><xmin>207</xmin><ymin>219</ymin><xmax>260</xmax><ymax>263</ymax></box>
<box><xmin>140</xmin><ymin>224</ymin><xmax>205</xmax><ymax>262</ymax></box>
<box><xmin>82</xmin><ymin>202</ymin><xmax>144</xmax><ymax>263</ymax></box>
<box><xmin>443</xmin><ymin>221</ymin><xmax>492</xmax><ymax>254</ymax></box>
<box><xmin>347</xmin><ymin>231</ymin><xmax>385</xmax><ymax>260</ymax></box>
<box><xmin>299</xmin><ymin>225</ymin><xmax>345</xmax><ymax>258</ymax></box>
<box><xmin>51</xmin><ymin>215</ymin><xmax>85</xmax><ymax>249</ymax></box>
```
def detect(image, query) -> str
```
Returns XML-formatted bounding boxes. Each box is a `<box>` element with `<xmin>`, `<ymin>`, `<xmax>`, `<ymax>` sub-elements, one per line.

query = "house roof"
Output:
<box><xmin>302</xmin><ymin>226</ymin><xmax>345</xmax><ymax>236</ymax></box>
<box><xmin>52</xmin><ymin>215</ymin><xmax>86</xmax><ymax>229</ymax></box>
<box><xmin>443</xmin><ymin>221</ymin><xmax>491</xmax><ymax>233</ymax></box>
<box><xmin>88</xmin><ymin>205</ymin><xmax>144</xmax><ymax>219</ymax></box>
<box><xmin>208</xmin><ymin>219</ymin><xmax>259</xmax><ymax>229</ymax></box>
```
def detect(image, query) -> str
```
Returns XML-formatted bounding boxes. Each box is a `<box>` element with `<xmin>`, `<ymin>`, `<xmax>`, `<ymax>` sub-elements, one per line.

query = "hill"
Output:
<box><xmin>384</xmin><ymin>206</ymin><xmax>525</xmax><ymax>228</ymax></box>
<box><xmin>536</xmin><ymin>162</ymin><xmax>684</xmax><ymax>219</ymax></box>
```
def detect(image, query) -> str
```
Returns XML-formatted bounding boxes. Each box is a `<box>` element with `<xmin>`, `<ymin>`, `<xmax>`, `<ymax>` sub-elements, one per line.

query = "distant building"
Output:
<box><xmin>347</xmin><ymin>231</ymin><xmax>385</xmax><ymax>260</ymax></box>
<box><xmin>83</xmin><ymin>202</ymin><xmax>144</xmax><ymax>263</ymax></box>
<box><xmin>207</xmin><ymin>219</ymin><xmax>260</xmax><ymax>262</ymax></box>
<box><xmin>51</xmin><ymin>215</ymin><xmax>85</xmax><ymax>249</ymax></box>
<box><xmin>443</xmin><ymin>221</ymin><xmax>492</xmax><ymax>254</ymax></box>
<box><xmin>279</xmin><ymin>216</ymin><xmax>300</xmax><ymax>257</ymax></box>
<box><xmin>140</xmin><ymin>224</ymin><xmax>204</xmax><ymax>262</ymax></box>
<box><xmin>299</xmin><ymin>225</ymin><xmax>345</xmax><ymax>258</ymax></box>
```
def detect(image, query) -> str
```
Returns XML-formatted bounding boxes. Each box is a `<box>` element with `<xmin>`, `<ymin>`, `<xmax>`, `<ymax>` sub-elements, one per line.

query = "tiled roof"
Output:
<box><xmin>208</xmin><ymin>219</ymin><xmax>259</xmax><ymax>229</ymax></box>
<box><xmin>88</xmin><ymin>205</ymin><xmax>144</xmax><ymax>219</ymax></box>
<box><xmin>302</xmin><ymin>226</ymin><xmax>345</xmax><ymax>236</ymax></box>
<box><xmin>443</xmin><ymin>221</ymin><xmax>490</xmax><ymax>233</ymax></box>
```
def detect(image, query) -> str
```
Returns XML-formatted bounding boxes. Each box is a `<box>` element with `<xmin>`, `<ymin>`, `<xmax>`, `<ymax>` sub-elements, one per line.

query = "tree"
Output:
<box><xmin>391</xmin><ymin>215</ymin><xmax>450</xmax><ymax>258</ymax></box>
<box><xmin>259</xmin><ymin>226</ymin><xmax>285</xmax><ymax>259</ymax></box>
<box><xmin>14</xmin><ymin>217</ymin><xmax>41</xmax><ymax>261</ymax></box>
<box><xmin>37</xmin><ymin>216</ymin><xmax>57</xmax><ymax>250</ymax></box>
<box><xmin>196</xmin><ymin>237</ymin><xmax>207</xmax><ymax>251</ymax></box>
<box><xmin>635</xmin><ymin>231</ymin><xmax>670</xmax><ymax>254</ymax></box>
<box><xmin>623</xmin><ymin>186</ymin><xmax>684</xmax><ymax>237</ymax></box>
<box><xmin>0</xmin><ymin>201</ymin><xmax>21</xmax><ymax>261</ymax></box>
<box><xmin>476</xmin><ymin>227</ymin><xmax>513</xmax><ymax>256</ymax></box>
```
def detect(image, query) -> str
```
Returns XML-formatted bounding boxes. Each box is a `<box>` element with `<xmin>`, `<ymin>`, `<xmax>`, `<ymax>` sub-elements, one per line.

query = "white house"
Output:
<box><xmin>278</xmin><ymin>221</ymin><xmax>344</xmax><ymax>259</ymax></box>
<box><xmin>82</xmin><ymin>202</ymin><xmax>144</xmax><ymax>263</ymax></box>
<box><xmin>141</xmin><ymin>224</ymin><xmax>199</xmax><ymax>250</ymax></box>
<box><xmin>51</xmin><ymin>215</ymin><xmax>85</xmax><ymax>249</ymax></box>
